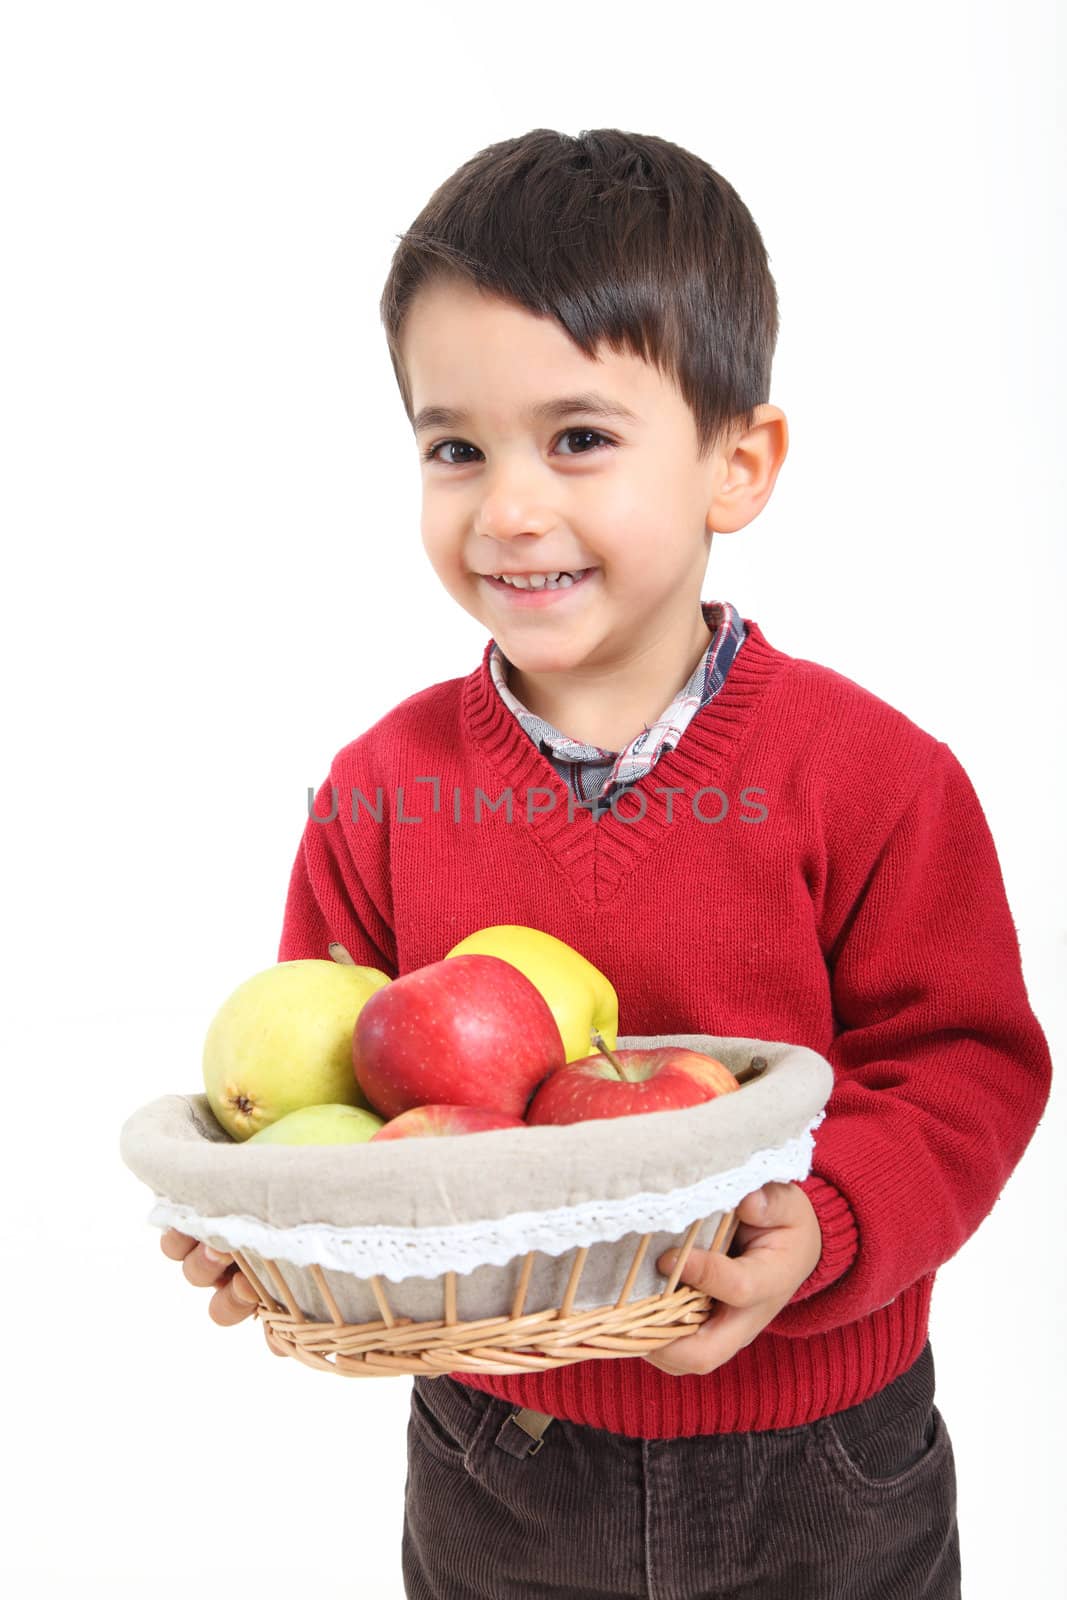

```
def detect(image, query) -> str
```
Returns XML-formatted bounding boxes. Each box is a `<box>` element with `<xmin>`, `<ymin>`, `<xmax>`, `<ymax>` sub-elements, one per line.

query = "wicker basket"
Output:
<box><xmin>226</xmin><ymin>1207</ymin><xmax>741</xmax><ymax>1376</ymax></box>
<box><xmin>120</xmin><ymin>1034</ymin><xmax>832</xmax><ymax>1378</ymax></box>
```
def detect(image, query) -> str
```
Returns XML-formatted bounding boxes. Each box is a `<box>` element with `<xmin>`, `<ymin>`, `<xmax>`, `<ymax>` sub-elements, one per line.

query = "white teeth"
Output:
<box><xmin>497</xmin><ymin>569</ymin><xmax>584</xmax><ymax>590</ymax></box>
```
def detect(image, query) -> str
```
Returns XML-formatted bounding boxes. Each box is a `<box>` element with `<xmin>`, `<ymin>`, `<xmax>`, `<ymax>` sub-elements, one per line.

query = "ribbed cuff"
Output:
<box><xmin>787</xmin><ymin>1173</ymin><xmax>859</xmax><ymax>1304</ymax></box>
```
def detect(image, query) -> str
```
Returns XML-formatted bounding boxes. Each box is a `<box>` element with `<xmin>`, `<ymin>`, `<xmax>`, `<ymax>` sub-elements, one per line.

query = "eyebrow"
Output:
<box><xmin>412</xmin><ymin>391</ymin><xmax>642</xmax><ymax>435</ymax></box>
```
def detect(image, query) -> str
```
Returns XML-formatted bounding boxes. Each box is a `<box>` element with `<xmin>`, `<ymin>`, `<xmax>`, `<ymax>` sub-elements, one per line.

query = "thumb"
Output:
<box><xmin>736</xmin><ymin>1182</ymin><xmax>797</xmax><ymax>1227</ymax></box>
<box><xmin>736</xmin><ymin>1186</ymin><xmax>772</xmax><ymax>1227</ymax></box>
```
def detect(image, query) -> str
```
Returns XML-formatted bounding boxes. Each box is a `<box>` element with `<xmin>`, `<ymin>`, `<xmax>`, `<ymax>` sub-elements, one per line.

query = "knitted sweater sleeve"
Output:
<box><xmin>770</xmin><ymin>739</ymin><xmax>1052</xmax><ymax>1337</ymax></box>
<box><xmin>276</xmin><ymin>771</ymin><xmax>398</xmax><ymax>977</ymax></box>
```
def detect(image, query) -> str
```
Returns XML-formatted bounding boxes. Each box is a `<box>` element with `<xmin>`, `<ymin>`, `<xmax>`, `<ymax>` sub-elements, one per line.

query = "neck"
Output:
<box><xmin>507</xmin><ymin>608</ymin><xmax>715</xmax><ymax>752</ymax></box>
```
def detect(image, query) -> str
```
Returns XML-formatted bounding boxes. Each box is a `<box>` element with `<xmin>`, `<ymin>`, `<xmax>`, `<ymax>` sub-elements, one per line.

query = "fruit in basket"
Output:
<box><xmin>370</xmin><ymin>1104</ymin><xmax>526</xmax><ymax>1140</ymax></box>
<box><xmin>444</xmin><ymin>924</ymin><xmax>619</xmax><ymax>1062</ymax></box>
<box><xmin>245</xmin><ymin>1103</ymin><xmax>385</xmax><ymax>1144</ymax></box>
<box><xmin>353</xmin><ymin>953</ymin><xmax>566</xmax><ymax>1119</ymax></box>
<box><xmin>203</xmin><ymin>959</ymin><xmax>392</xmax><ymax>1140</ymax></box>
<box><xmin>526</xmin><ymin>1033</ymin><xmax>739</xmax><ymax>1125</ymax></box>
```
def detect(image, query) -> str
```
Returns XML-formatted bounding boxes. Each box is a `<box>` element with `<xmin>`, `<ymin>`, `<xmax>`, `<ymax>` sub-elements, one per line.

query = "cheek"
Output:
<box><xmin>419</xmin><ymin>518</ymin><xmax>455</xmax><ymax>573</ymax></box>
<box><xmin>420</xmin><ymin>529</ymin><xmax>476</xmax><ymax>604</ymax></box>
<box><xmin>594</xmin><ymin>476</ymin><xmax>670</xmax><ymax>549</ymax></box>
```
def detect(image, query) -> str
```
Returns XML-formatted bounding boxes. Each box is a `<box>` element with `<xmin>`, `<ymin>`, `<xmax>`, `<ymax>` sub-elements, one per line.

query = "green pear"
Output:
<box><xmin>245</xmin><ymin>1103</ymin><xmax>384</xmax><ymax>1145</ymax></box>
<box><xmin>444</xmin><ymin>925</ymin><xmax>619</xmax><ymax>1063</ymax></box>
<box><xmin>203</xmin><ymin>958</ymin><xmax>391</xmax><ymax>1140</ymax></box>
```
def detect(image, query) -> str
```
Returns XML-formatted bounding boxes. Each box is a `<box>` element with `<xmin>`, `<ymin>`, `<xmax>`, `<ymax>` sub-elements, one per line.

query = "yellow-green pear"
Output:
<box><xmin>245</xmin><ymin>1103</ymin><xmax>384</xmax><ymax>1145</ymax></box>
<box><xmin>444</xmin><ymin>925</ymin><xmax>619</xmax><ymax>1063</ymax></box>
<box><xmin>203</xmin><ymin>959</ymin><xmax>391</xmax><ymax>1140</ymax></box>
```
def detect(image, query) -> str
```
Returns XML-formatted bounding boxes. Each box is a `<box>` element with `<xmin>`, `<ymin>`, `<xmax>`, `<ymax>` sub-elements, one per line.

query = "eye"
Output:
<box><xmin>421</xmin><ymin>428</ymin><xmax>618</xmax><ymax>465</ymax></box>
<box><xmin>554</xmin><ymin>428</ymin><xmax>617</xmax><ymax>457</ymax></box>
<box><xmin>422</xmin><ymin>439</ymin><xmax>478</xmax><ymax>466</ymax></box>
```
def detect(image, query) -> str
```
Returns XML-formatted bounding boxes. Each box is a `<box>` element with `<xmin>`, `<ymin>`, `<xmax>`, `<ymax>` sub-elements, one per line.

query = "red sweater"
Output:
<box><xmin>277</xmin><ymin>617</ymin><xmax>1051</xmax><ymax>1437</ymax></box>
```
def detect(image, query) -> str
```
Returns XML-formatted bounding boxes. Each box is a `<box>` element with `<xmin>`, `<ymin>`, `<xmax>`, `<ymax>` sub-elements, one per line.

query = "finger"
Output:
<box><xmin>656</xmin><ymin>1243</ymin><xmax>772</xmax><ymax>1310</ymax></box>
<box><xmin>160</xmin><ymin>1228</ymin><xmax>198</xmax><ymax>1261</ymax></box>
<box><xmin>181</xmin><ymin>1241</ymin><xmax>235</xmax><ymax>1288</ymax></box>
<box><xmin>230</xmin><ymin>1270</ymin><xmax>260</xmax><ymax>1306</ymax></box>
<box><xmin>644</xmin><ymin>1302</ymin><xmax>758</xmax><ymax>1377</ymax></box>
<box><xmin>208</xmin><ymin>1275</ymin><xmax>258</xmax><ymax>1327</ymax></box>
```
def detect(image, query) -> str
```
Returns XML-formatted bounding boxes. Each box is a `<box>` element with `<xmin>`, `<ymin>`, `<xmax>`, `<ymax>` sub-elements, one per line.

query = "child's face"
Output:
<box><xmin>400</xmin><ymin>276</ymin><xmax>756</xmax><ymax>685</ymax></box>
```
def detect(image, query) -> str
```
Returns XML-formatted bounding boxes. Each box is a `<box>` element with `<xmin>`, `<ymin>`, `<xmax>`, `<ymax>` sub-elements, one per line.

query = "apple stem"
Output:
<box><xmin>734</xmin><ymin>1055</ymin><xmax>768</xmax><ymax>1086</ymax></box>
<box><xmin>329</xmin><ymin>942</ymin><xmax>355</xmax><ymax>966</ymax></box>
<box><xmin>591</xmin><ymin>1029</ymin><xmax>626</xmax><ymax>1077</ymax></box>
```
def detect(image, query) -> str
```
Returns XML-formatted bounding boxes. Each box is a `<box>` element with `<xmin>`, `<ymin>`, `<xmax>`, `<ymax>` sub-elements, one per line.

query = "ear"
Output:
<box><xmin>706</xmin><ymin>405</ymin><xmax>789</xmax><ymax>535</ymax></box>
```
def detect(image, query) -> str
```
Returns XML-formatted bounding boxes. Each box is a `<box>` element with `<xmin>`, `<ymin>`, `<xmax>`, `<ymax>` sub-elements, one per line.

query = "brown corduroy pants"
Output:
<box><xmin>402</xmin><ymin>1342</ymin><xmax>960</xmax><ymax>1599</ymax></box>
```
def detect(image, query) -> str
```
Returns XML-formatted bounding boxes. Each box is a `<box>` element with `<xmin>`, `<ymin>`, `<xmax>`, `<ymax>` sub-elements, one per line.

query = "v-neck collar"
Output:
<box><xmin>462</xmin><ymin>616</ymin><xmax>795</xmax><ymax>902</ymax></box>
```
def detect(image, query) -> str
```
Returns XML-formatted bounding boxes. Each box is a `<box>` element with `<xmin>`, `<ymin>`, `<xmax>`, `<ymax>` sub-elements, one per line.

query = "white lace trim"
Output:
<box><xmin>149</xmin><ymin>1113</ymin><xmax>824</xmax><ymax>1281</ymax></box>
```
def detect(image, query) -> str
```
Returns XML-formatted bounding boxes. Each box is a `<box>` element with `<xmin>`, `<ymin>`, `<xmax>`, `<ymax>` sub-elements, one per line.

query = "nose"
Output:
<box><xmin>473</xmin><ymin>460</ymin><xmax>558</xmax><ymax>545</ymax></box>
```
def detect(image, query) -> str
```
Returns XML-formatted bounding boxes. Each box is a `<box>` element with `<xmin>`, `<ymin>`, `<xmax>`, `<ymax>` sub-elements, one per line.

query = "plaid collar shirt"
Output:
<box><xmin>488</xmin><ymin>600</ymin><xmax>748</xmax><ymax>819</ymax></box>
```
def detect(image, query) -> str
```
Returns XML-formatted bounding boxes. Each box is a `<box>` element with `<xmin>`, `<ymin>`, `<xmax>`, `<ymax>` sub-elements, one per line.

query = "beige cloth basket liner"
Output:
<box><xmin>121</xmin><ymin>1034</ymin><xmax>832</xmax><ymax>1326</ymax></box>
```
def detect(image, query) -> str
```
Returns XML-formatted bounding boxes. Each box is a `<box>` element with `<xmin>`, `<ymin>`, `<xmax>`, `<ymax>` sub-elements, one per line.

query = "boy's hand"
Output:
<box><xmin>159</xmin><ymin>1227</ymin><xmax>263</xmax><ymax>1329</ymax></box>
<box><xmin>643</xmin><ymin>1182</ymin><xmax>822</xmax><ymax>1377</ymax></box>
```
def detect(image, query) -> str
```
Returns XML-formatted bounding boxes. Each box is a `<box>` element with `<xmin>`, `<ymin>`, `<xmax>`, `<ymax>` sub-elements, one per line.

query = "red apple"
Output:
<box><xmin>370</xmin><ymin>1104</ymin><xmax>526</xmax><ymax>1141</ymax></box>
<box><xmin>526</xmin><ymin>1036</ymin><xmax>739</xmax><ymax>1125</ymax></box>
<box><xmin>352</xmin><ymin>953</ymin><xmax>566</xmax><ymax>1120</ymax></box>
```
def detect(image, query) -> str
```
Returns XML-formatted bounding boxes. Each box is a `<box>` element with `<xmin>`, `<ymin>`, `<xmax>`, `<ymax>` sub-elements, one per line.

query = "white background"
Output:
<box><xmin>2</xmin><ymin>2</ymin><xmax>1063</xmax><ymax>1595</ymax></box>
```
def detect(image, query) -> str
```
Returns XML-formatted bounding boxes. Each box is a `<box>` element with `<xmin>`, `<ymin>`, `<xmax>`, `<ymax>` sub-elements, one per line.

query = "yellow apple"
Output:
<box><xmin>245</xmin><ymin>1103</ymin><xmax>384</xmax><ymax>1145</ymax></box>
<box><xmin>203</xmin><ymin>959</ymin><xmax>391</xmax><ymax>1140</ymax></box>
<box><xmin>444</xmin><ymin>925</ymin><xmax>619</xmax><ymax>1063</ymax></box>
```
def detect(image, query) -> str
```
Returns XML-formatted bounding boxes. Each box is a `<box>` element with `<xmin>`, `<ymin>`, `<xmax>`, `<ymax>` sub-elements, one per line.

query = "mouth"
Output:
<box><xmin>481</xmin><ymin>567</ymin><xmax>597</xmax><ymax>605</ymax></box>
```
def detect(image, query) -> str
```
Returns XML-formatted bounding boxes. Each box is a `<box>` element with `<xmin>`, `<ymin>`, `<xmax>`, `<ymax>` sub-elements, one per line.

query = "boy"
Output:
<box><xmin>163</xmin><ymin>128</ymin><xmax>1052</xmax><ymax>1597</ymax></box>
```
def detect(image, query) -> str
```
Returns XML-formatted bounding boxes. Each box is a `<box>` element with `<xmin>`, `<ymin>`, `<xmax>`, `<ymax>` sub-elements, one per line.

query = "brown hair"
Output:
<box><xmin>379</xmin><ymin>127</ymin><xmax>779</xmax><ymax>460</ymax></box>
